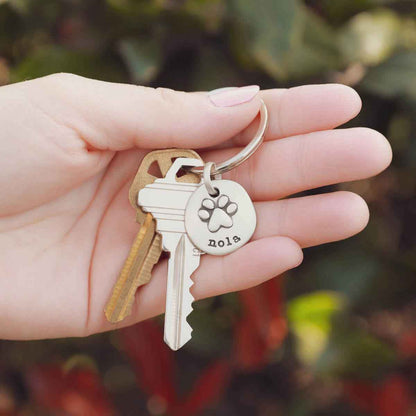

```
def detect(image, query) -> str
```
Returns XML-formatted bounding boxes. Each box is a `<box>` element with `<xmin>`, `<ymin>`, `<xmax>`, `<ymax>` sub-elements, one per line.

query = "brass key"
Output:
<box><xmin>105</xmin><ymin>149</ymin><xmax>202</xmax><ymax>323</ymax></box>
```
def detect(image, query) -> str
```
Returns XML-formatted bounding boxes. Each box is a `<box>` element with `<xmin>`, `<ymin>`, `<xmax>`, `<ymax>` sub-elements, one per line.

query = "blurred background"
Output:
<box><xmin>0</xmin><ymin>0</ymin><xmax>415</xmax><ymax>415</ymax></box>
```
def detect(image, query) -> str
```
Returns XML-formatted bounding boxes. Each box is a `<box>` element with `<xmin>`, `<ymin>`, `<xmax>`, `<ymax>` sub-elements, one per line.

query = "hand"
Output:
<box><xmin>0</xmin><ymin>74</ymin><xmax>391</xmax><ymax>339</ymax></box>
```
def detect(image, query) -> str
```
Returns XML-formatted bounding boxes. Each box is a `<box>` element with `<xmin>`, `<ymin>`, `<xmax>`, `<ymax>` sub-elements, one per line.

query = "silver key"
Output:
<box><xmin>138</xmin><ymin>158</ymin><xmax>204</xmax><ymax>350</ymax></box>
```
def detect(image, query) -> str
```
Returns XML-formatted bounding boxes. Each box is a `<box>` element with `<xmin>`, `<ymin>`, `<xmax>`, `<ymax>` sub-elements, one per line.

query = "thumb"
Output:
<box><xmin>0</xmin><ymin>74</ymin><xmax>261</xmax><ymax>215</ymax></box>
<box><xmin>22</xmin><ymin>73</ymin><xmax>262</xmax><ymax>150</ymax></box>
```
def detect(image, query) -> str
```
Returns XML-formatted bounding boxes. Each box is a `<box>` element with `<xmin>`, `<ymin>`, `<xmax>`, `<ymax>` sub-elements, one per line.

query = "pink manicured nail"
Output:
<box><xmin>209</xmin><ymin>85</ymin><xmax>260</xmax><ymax>107</ymax></box>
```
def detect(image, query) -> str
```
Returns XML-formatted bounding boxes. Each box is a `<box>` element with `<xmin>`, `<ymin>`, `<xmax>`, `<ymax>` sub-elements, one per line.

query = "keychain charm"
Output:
<box><xmin>184</xmin><ymin>100</ymin><xmax>268</xmax><ymax>256</ymax></box>
<box><xmin>185</xmin><ymin>162</ymin><xmax>256</xmax><ymax>255</ymax></box>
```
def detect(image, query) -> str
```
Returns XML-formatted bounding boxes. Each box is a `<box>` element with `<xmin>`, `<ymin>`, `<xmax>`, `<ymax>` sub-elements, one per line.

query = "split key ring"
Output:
<box><xmin>187</xmin><ymin>99</ymin><xmax>268</xmax><ymax>177</ymax></box>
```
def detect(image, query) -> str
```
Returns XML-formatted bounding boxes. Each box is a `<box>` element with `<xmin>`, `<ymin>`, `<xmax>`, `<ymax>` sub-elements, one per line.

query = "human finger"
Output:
<box><xmin>253</xmin><ymin>191</ymin><xmax>369</xmax><ymax>248</ymax></box>
<box><xmin>231</xmin><ymin>83</ymin><xmax>362</xmax><ymax>146</ymax></box>
<box><xmin>18</xmin><ymin>74</ymin><xmax>263</xmax><ymax>150</ymax></box>
<box><xmin>203</xmin><ymin>127</ymin><xmax>392</xmax><ymax>201</ymax></box>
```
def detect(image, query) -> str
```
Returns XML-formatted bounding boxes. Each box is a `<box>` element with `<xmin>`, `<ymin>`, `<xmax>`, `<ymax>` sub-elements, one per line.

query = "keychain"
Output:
<box><xmin>107</xmin><ymin>100</ymin><xmax>268</xmax><ymax>350</ymax></box>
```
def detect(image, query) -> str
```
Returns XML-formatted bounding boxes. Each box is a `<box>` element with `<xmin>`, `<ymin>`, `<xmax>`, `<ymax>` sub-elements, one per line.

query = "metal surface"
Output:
<box><xmin>105</xmin><ymin>213</ymin><xmax>159</xmax><ymax>323</ymax></box>
<box><xmin>138</xmin><ymin>158</ymin><xmax>204</xmax><ymax>350</ymax></box>
<box><xmin>187</xmin><ymin>99</ymin><xmax>268</xmax><ymax>176</ymax></box>
<box><xmin>105</xmin><ymin>149</ymin><xmax>202</xmax><ymax>324</ymax></box>
<box><xmin>185</xmin><ymin>179</ymin><xmax>256</xmax><ymax>256</ymax></box>
<box><xmin>203</xmin><ymin>161</ymin><xmax>218</xmax><ymax>196</ymax></box>
<box><xmin>129</xmin><ymin>149</ymin><xmax>202</xmax><ymax>223</ymax></box>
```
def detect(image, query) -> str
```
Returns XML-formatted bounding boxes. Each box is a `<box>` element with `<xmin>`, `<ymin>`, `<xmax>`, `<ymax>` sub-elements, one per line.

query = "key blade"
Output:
<box><xmin>164</xmin><ymin>234</ymin><xmax>199</xmax><ymax>351</ymax></box>
<box><xmin>117</xmin><ymin>234</ymin><xmax>162</xmax><ymax>321</ymax></box>
<box><xmin>105</xmin><ymin>214</ymin><xmax>157</xmax><ymax>323</ymax></box>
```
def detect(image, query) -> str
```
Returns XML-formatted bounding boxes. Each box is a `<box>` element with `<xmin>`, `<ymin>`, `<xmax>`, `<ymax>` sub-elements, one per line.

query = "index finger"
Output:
<box><xmin>231</xmin><ymin>84</ymin><xmax>362</xmax><ymax>146</ymax></box>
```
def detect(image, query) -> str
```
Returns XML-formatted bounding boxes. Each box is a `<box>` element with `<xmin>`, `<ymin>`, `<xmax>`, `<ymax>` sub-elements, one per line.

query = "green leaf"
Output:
<box><xmin>316</xmin><ymin>325</ymin><xmax>398</xmax><ymax>379</ymax></box>
<box><xmin>228</xmin><ymin>0</ymin><xmax>300</xmax><ymax>73</ymax></box>
<box><xmin>311</xmin><ymin>249</ymin><xmax>381</xmax><ymax>304</ymax></box>
<box><xmin>287</xmin><ymin>291</ymin><xmax>346</xmax><ymax>365</ymax></box>
<box><xmin>10</xmin><ymin>45</ymin><xmax>124</xmax><ymax>82</ymax></box>
<box><xmin>360</xmin><ymin>51</ymin><xmax>416</xmax><ymax>104</ymax></box>
<box><xmin>191</xmin><ymin>45</ymin><xmax>241</xmax><ymax>91</ymax></box>
<box><xmin>319</xmin><ymin>0</ymin><xmax>388</xmax><ymax>25</ymax></box>
<box><xmin>106</xmin><ymin>0</ymin><xmax>163</xmax><ymax>17</ymax></box>
<box><xmin>3</xmin><ymin>0</ymin><xmax>61</xmax><ymax>18</ymax></box>
<box><xmin>183</xmin><ymin>0</ymin><xmax>225</xmax><ymax>32</ymax></box>
<box><xmin>288</xmin><ymin>291</ymin><xmax>398</xmax><ymax>378</ymax></box>
<box><xmin>119</xmin><ymin>38</ymin><xmax>162</xmax><ymax>84</ymax></box>
<box><xmin>64</xmin><ymin>354</ymin><xmax>97</xmax><ymax>373</ymax></box>
<box><xmin>280</xmin><ymin>6</ymin><xmax>341</xmax><ymax>79</ymax></box>
<box><xmin>228</xmin><ymin>0</ymin><xmax>340</xmax><ymax>80</ymax></box>
<box><xmin>1</xmin><ymin>0</ymin><xmax>30</xmax><ymax>13</ymax></box>
<box><xmin>338</xmin><ymin>9</ymin><xmax>416</xmax><ymax>66</ymax></box>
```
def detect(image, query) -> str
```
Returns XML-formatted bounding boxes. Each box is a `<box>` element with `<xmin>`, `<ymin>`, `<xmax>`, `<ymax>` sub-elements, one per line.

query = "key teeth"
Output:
<box><xmin>184</xmin><ymin>277</ymin><xmax>195</xmax><ymax>322</ymax></box>
<box><xmin>163</xmin><ymin>233</ymin><xmax>200</xmax><ymax>351</ymax></box>
<box><xmin>182</xmin><ymin>283</ymin><xmax>195</xmax><ymax>347</ymax></box>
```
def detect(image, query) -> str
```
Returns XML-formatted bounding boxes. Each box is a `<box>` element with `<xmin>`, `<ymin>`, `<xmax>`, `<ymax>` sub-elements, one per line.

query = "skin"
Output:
<box><xmin>0</xmin><ymin>74</ymin><xmax>392</xmax><ymax>339</ymax></box>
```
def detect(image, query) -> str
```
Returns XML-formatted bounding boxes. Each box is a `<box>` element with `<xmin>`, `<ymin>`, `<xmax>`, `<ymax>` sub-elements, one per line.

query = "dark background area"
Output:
<box><xmin>0</xmin><ymin>0</ymin><xmax>415</xmax><ymax>415</ymax></box>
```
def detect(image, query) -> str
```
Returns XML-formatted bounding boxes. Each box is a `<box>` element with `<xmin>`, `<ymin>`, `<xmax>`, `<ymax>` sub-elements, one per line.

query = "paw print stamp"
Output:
<box><xmin>198</xmin><ymin>194</ymin><xmax>238</xmax><ymax>233</ymax></box>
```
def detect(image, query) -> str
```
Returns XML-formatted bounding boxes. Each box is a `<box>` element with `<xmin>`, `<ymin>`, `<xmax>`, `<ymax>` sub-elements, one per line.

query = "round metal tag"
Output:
<box><xmin>184</xmin><ymin>179</ymin><xmax>256</xmax><ymax>256</ymax></box>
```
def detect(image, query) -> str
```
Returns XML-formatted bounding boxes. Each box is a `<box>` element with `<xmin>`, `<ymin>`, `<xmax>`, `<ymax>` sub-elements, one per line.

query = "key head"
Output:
<box><xmin>129</xmin><ymin>149</ymin><xmax>202</xmax><ymax>223</ymax></box>
<box><xmin>138</xmin><ymin>158</ymin><xmax>204</xmax><ymax>237</ymax></box>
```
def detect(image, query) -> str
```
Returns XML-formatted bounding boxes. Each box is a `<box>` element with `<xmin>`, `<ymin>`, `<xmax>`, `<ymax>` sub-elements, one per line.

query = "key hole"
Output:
<box><xmin>176</xmin><ymin>168</ymin><xmax>187</xmax><ymax>178</ymax></box>
<box><xmin>209</xmin><ymin>187</ymin><xmax>220</xmax><ymax>197</ymax></box>
<box><xmin>170</xmin><ymin>157</ymin><xmax>188</xmax><ymax>179</ymax></box>
<box><xmin>148</xmin><ymin>161</ymin><xmax>163</xmax><ymax>178</ymax></box>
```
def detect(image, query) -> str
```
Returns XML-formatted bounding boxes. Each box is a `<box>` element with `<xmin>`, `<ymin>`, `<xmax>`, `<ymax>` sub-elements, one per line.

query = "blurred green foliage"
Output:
<box><xmin>0</xmin><ymin>0</ymin><xmax>416</xmax><ymax>415</ymax></box>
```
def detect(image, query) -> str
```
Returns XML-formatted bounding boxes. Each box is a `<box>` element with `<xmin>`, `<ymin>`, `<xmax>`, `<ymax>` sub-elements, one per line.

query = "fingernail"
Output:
<box><xmin>209</xmin><ymin>85</ymin><xmax>260</xmax><ymax>107</ymax></box>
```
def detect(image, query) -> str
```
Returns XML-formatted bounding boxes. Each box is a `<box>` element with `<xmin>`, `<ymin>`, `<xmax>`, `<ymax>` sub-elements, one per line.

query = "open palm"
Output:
<box><xmin>0</xmin><ymin>74</ymin><xmax>391</xmax><ymax>339</ymax></box>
